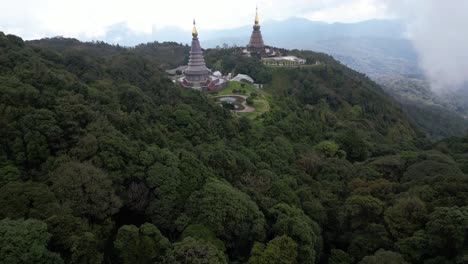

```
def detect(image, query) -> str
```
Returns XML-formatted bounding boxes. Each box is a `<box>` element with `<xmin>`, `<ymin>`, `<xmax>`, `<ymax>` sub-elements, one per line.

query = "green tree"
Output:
<box><xmin>145</xmin><ymin>162</ymin><xmax>182</xmax><ymax>233</ymax></box>
<box><xmin>338</xmin><ymin>129</ymin><xmax>369</xmax><ymax>162</ymax></box>
<box><xmin>345</xmin><ymin>195</ymin><xmax>384</xmax><ymax>229</ymax></box>
<box><xmin>0</xmin><ymin>218</ymin><xmax>63</xmax><ymax>264</ymax></box>
<box><xmin>46</xmin><ymin>215</ymin><xmax>87</xmax><ymax>257</ymax></box>
<box><xmin>384</xmin><ymin>197</ymin><xmax>427</xmax><ymax>239</ymax></box>
<box><xmin>425</xmin><ymin>206</ymin><xmax>468</xmax><ymax>259</ymax></box>
<box><xmin>180</xmin><ymin>224</ymin><xmax>226</xmax><ymax>252</ymax></box>
<box><xmin>50</xmin><ymin>161</ymin><xmax>122</xmax><ymax>221</ymax></box>
<box><xmin>314</xmin><ymin>140</ymin><xmax>340</xmax><ymax>158</ymax></box>
<box><xmin>348</xmin><ymin>224</ymin><xmax>391</xmax><ymax>259</ymax></box>
<box><xmin>166</xmin><ymin>237</ymin><xmax>227</xmax><ymax>264</ymax></box>
<box><xmin>268</xmin><ymin>203</ymin><xmax>320</xmax><ymax>264</ymax></box>
<box><xmin>328</xmin><ymin>249</ymin><xmax>353</xmax><ymax>264</ymax></box>
<box><xmin>114</xmin><ymin>223</ymin><xmax>170</xmax><ymax>264</ymax></box>
<box><xmin>248</xmin><ymin>235</ymin><xmax>298</xmax><ymax>264</ymax></box>
<box><xmin>0</xmin><ymin>164</ymin><xmax>20</xmax><ymax>185</ymax></box>
<box><xmin>0</xmin><ymin>181</ymin><xmax>62</xmax><ymax>220</ymax></box>
<box><xmin>186</xmin><ymin>178</ymin><xmax>266</xmax><ymax>255</ymax></box>
<box><xmin>396</xmin><ymin>230</ymin><xmax>428</xmax><ymax>263</ymax></box>
<box><xmin>358</xmin><ymin>249</ymin><xmax>408</xmax><ymax>264</ymax></box>
<box><xmin>70</xmin><ymin>232</ymin><xmax>103</xmax><ymax>264</ymax></box>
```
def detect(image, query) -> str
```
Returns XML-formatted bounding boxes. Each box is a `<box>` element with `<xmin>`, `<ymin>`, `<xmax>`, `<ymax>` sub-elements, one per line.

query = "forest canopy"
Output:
<box><xmin>0</xmin><ymin>33</ymin><xmax>467</xmax><ymax>263</ymax></box>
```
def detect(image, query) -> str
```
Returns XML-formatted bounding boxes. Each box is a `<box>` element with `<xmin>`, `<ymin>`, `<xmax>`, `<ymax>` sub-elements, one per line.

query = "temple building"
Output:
<box><xmin>244</xmin><ymin>7</ymin><xmax>277</xmax><ymax>57</ymax></box>
<box><xmin>262</xmin><ymin>56</ymin><xmax>307</xmax><ymax>66</ymax></box>
<box><xmin>247</xmin><ymin>7</ymin><xmax>265</xmax><ymax>53</ymax></box>
<box><xmin>178</xmin><ymin>20</ymin><xmax>226</xmax><ymax>91</ymax></box>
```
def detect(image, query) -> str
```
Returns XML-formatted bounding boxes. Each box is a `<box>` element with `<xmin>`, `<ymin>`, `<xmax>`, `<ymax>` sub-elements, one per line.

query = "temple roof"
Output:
<box><xmin>192</xmin><ymin>19</ymin><xmax>198</xmax><ymax>38</ymax></box>
<box><xmin>255</xmin><ymin>6</ymin><xmax>259</xmax><ymax>26</ymax></box>
<box><xmin>184</xmin><ymin>19</ymin><xmax>210</xmax><ymax>82</ymax></box>
<box><xmin>248</xmin><ymin>7</ymin><xmax>265</xmax><ymax>50</ymax></box>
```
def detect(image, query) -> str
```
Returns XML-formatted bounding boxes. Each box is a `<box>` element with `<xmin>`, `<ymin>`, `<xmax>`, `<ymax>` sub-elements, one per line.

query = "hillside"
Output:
<box><xmin>1</xmin><ymin>33</ymin><xmax>467</xmax><ymax>264</ymax></box>
<box><xmin>377</xmin><ymin>76</ymin><xmax>468</xmax><ymax>139</ymax></box>
<box><xmin>84</xmin><ymin>18</ymin><xmax>468</xmax><ymax>139</ymax></box>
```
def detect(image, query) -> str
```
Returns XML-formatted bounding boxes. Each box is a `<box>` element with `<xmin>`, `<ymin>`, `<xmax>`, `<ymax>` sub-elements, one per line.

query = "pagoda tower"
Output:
<box><xmin>247</xmin><ymin>7</ymin><xmax>265</xmax><ymax>53</ymax></box>
<box><xmin>184</xmin><ymin>20</ymin><xmax>211</xmax><ymax>83</ymax></box>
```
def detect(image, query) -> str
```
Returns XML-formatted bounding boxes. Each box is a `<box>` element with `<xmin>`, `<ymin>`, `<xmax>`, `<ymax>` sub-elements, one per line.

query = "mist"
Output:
<box><xmin>382</xmin><ymin>0</ymin><xmax>468</xmax><ymax>92</ymax></box>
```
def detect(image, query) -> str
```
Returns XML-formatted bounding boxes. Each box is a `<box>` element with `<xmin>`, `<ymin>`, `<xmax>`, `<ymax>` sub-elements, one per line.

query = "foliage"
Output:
<box><xmin>165</xmin><ymin>237</ymin><xmax>227</xmax><ymax>264</ymax></box>
<box><xmin>50</xmin><ymin>161</ymin><xmax>122</xmax><ymax>221</ymax></box>
<box><xmin>186</xmin><ymin>178</ymin><xmax>266</xmax><ymax>256</ymax></box>
<box><xmin>0</xmin><ymin>33</ymin><xmax>467</xmax><ymax>263</ymax></box>
<box><xmin>359</xmin><ymin>249</ymin><xmax>408</xmax><ymax>264</ymax></box>
<box><xmin>0</xmin><ymin>181</ymin><xmax>62</xmax><ymax>219</ymax></box>
<box><xmin>0</xmin><ymin>218</ymin><xmax>63</xmax><ymax>264</ymax></box>
<box><xmin>248</xmin><ymin>235</ymin><xmax>298</xmax><ymax>264</ymax></box>
<box><xmin>114</xmin><ymin>223</ymin><xmax>170</xmax><ymax>264</ymax></box>
<box><xmin>268</xmin><ymin>203</ymin><xmax>320</xmax><ymax>264</ymax></box>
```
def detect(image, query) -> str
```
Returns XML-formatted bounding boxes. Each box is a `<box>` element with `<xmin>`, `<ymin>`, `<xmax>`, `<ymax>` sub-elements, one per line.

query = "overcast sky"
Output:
<box><xmin>1</xmin><ymin>0</ymin><xmax>390</xmax><ymax>39</ymax></box>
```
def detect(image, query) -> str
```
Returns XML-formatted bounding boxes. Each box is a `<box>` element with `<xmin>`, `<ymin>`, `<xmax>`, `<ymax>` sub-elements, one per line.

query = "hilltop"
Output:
<box><xmin>76</xmin><ymin>18</ymin><xmax>468</xmax><ymax>139</ymax></box>
<box><xmin>1</xmin><ymin>33</ymin><xmax>467</xmax><ymax>264</ymax></box>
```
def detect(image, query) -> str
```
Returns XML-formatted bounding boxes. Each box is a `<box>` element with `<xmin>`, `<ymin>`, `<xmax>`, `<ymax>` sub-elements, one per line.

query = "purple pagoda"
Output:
<box><xmin>247</xmin><ymin>7</ymin><xmax>265</xmax><ymax>53</ymax></box>
<box><xmin>180</xmin><ymin>20</ymin><xmax>225</xmax><ymax>91</ymax></box>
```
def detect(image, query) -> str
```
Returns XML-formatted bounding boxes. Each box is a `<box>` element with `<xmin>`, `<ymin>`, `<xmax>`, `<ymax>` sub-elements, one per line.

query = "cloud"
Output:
<box><xmin>0</xmin><ymin>0</ymin><xmax>387</xmax><ymax>39</ymax></box>
<box><xmin>381</xmin><ymin>0</ymin><xmax>468</xmax><ymax>91</ymax></box>
<box><xmin>305</xmin><ymin>0</ymin><xmax>387</xmax><ymax>23</ymax></box>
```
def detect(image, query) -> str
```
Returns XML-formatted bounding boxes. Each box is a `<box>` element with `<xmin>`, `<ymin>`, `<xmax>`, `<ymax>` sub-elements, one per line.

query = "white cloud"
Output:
<box><xmin>0</xmin><ymin>0</ymin><xmax>388</xmax><ymax>39</ymax></box>
<box><xmin>305</xmin><ymin>0</ymin><xmax>388</xmax><ymax>23</ymax></box>
<box><xmin>381</xmin><ymin>0</ymin><xmax>468</xmax><ymax>91</ymax></box>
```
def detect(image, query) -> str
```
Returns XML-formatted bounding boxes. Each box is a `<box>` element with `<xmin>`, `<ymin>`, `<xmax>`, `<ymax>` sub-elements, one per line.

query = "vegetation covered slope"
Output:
<box><xmin>1</xmin><ymin>33</ymin><xmax>467</xmax><ymax>264</ymax></box>
<box><xmin>377</xmin><ymin>76</ymin><xmax>468</xmax><ymax>140</ymax></box>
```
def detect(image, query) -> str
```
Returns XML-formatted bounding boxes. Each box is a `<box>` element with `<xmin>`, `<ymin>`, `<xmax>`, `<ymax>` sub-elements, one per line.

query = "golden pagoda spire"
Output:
<box><xmin>255</xmin><ymin>6</ymin><xmax>259</xmax><ymax>25</ymax></box>
<box><xmin>192</xmin><ymin>19</ymin><xmax>198</xmax><ymax>38</ymax></box>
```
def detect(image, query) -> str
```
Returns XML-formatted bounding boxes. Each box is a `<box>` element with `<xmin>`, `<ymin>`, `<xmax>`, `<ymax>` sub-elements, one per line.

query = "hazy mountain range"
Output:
<box><xmin>85</xmin><ymin>18</ymin><xmax>419</xmax><ymax>78</ymax></box>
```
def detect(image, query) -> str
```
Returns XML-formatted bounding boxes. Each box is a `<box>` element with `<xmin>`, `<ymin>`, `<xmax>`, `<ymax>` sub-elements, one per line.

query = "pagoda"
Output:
<box><xmin>247</xmin><ymin>7</ymin><xmax>265</xmax><ymax>53</ymax></box>
<box><xmin>179</xmin><ymin>20</ymin><xmax>226</xmax><ymax>91</ymax></box>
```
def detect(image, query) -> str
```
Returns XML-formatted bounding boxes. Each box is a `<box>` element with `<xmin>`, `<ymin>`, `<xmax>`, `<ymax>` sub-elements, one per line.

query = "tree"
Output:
<box><xmin>345</xmin><ymin>195</ymin><xmax>384</xmax><ymax>229</ymax></box>
<box><xmin>166</xmin><ymin>237</ymin><xmax>227</xmax><ymax>264</ymax></box>
<box><xmin>186</xmin><ymin>178</ymin><xmax>266</xmax><ymax>256</ymax></box>
<box><xmin>0</xmin><ymin>181</ymin><xmax>62</xmax><ymax>220</ymax></box>
<box><xmin>384</xmin><ymin>197</ymin><xmax>427</xmax><ymax>239</ymax></box>
<box><xmin>46</xmin><ymin>215</ymin><xmax>87</xmax><ymax>257</ymax></box>
<box><xmin>145</xmin><ymin>162</ymin><xmax>182</xmax><ymax>233</ymax></box>
<box><xmin>246</xmin><ymin>97</ymin><xmax>254</xmax><ymax>106</ymax></box>
<box><xmin>338</xmin><ymin>129</ymin><xmax>369</xmax><ymax>162</ymax></box>
<box><xmin>328</xmin><ymin>249</ymin><xmax>353</xmax><ymax>264</ymax></box>
<box><xmin>425</xmin><ymin>206</ymin><xmax>468</xmax><ymax>259</ymax></box>
<box><xmin>248</xmin><ymin>235</ymin><xmax>298</xmax><ymax>264</ymax></box>
<box><xmin>114</xmin><ymin>223</ymin><xmax>170</xmax><ymax>264</ymax></box>
<box><xmin>268</xmin><ymin>203</ymin><xmax>320</xmax><ymax>264</ymax></box>
<box><xmin>70</xmin><ymin>232</ymin><xmax>103</xmax><ymax>264</ymax></box>
<box><xmin>396</xmin><ymin>230</ymin><xmax>428</xmax><ymax>263</ymax></box>
<box><xmin>358</xmin><ymin>249</ymin><xmax>408</xmax><ymax>264</ymax></box>
<box><xmin>50</xmin><ymin>161</ymin><xmax>122</xmax><ymax>221</ymax></box>
<box><xmin>0</xmin><ymin>164</ymin><xmax>20</xmax><ymax>185</ymax></box>
<box><xmin>402</xmin><ymin>160</ymin><xmax>464</xmax><ymax>183</ymax></box>
<box><xmin>14</xmin><ymin>109</ymin><xmax>63</xmax><ymax>168</ymax></box>
<box><xmin>314</xmin><ymin>140</ymin><xmax>340</xmax><ymax>158</ymax></box>
<box><xmin>0</xmin><ymin>218</ymin><xmax>63</xmax><ymax>264</ymax></box>
<box><xmin>180</xmin><ymin>224</ymin><xmax>226</xmax><ymax>252</ymax></box>
<box><xmin>348</xmin><ymin>224</ymin><xmax>391</xmax><ymax>260</ymax></box>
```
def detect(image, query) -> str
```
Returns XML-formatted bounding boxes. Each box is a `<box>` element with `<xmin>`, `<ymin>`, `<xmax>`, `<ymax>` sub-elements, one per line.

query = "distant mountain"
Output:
<box><xmin>88</xmin><ymin>18</ymin><xmax>419</xmax><ymax>78</ymax></box>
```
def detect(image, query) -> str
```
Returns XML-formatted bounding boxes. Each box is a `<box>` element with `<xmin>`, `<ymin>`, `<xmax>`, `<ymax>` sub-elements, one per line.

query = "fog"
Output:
<box><xmin>382</xmin><ymin>0</ymin><xmax>468</xmax><ymax>92</ymax></box>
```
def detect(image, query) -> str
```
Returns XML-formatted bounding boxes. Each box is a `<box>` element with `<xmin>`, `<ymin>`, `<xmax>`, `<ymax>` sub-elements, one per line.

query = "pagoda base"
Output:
<box><xmin>178</xmin><ymin>75</ymin><xmax>227</xmax><ymax>92</ymax></box>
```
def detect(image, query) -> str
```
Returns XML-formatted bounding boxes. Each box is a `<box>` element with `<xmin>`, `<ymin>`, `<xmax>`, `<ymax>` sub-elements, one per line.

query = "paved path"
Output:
<box><xmin>214</xmin><ymin>94</ymin><xmax>255</xmax><ymax>113</ymax></box>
